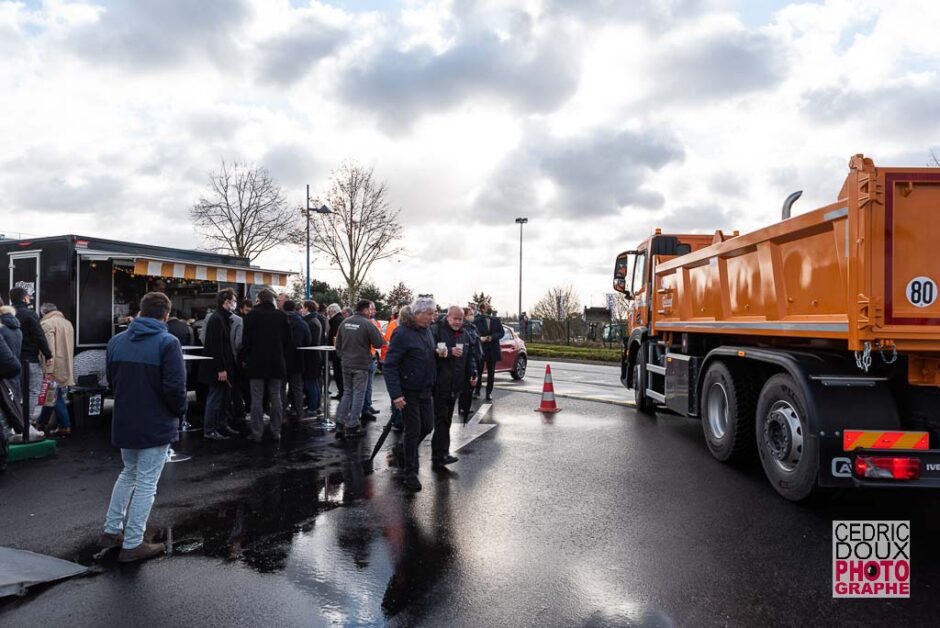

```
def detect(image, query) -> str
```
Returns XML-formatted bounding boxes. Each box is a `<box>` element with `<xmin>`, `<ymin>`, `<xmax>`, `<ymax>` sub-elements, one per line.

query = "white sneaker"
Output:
<box><xmin>29</xmin><ymin>425</ymin><xmax>46</xmax><ymax>440</ymax></box>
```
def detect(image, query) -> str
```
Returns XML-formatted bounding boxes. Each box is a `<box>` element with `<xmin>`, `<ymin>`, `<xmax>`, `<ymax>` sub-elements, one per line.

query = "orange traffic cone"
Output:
<box><xmin>534</xmin><ymin>364</ymin><xmax>562</xmax><ymax>414</ymax></box>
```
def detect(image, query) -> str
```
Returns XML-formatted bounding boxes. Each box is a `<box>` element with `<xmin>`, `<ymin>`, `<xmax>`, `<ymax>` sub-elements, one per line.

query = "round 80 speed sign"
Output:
<box><xmin>906</xmin><ymin>276</ymin><xmax>938</xmax><ymax>308</ymax></box>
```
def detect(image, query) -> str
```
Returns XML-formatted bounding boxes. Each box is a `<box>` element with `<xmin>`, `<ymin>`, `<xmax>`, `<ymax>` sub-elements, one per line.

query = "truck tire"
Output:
<box><xmin>701</xmin><ymin>362</ymin><xmax>757</xmax><ymax>461</ymax></box>
<box><xmin>755</xmin><ymin>374</ymin><xmax>818</xmax><ymax>501</ymax></box>
<box><xmin>633</xmin><ymin>347</ymin><xmax>656</xmax><ymax>415</ymax></box>
<box><xmin>511</xmin><ymin>355</ymin><xmax>527</xmax><ymax>380</ymax></box>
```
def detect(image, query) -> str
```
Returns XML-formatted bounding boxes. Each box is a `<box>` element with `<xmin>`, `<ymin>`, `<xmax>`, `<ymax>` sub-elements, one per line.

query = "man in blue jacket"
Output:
<box><xmin>101</xmin><ymin>291</ymin><xmax>187</xmax><ymax>563</ymax></box>
<box><xmin>383</xmin><ymin>298</ymin><xmax>437</xmax><ymax>491</ymax></box>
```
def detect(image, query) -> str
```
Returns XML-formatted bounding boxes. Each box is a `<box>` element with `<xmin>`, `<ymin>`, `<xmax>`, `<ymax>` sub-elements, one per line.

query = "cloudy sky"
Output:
<box><xmin>2</xmin><ymin>0</ymin><xmax>938</xmax><ymax>314</ymax></box>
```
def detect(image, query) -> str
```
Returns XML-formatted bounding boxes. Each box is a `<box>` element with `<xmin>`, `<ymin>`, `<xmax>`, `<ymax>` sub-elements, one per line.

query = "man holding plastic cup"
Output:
<box><xmin>430</xmin><ymin>306</ymin><xmax>478</xmax><ymax>470</ymax></box>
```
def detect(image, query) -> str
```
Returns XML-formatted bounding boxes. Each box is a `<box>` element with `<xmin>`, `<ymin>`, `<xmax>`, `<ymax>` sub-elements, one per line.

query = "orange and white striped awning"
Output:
<box><xmin>133</xmin><ymin>258</ymin><xmax>288</xmax><ymax>286</ymax></box>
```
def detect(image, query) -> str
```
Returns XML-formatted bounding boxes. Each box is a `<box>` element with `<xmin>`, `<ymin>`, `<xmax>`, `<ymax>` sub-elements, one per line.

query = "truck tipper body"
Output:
<box><xmin>613</xmin><ymin>155</ymin><xmax>940</xmax><ymax>500</ymax></box>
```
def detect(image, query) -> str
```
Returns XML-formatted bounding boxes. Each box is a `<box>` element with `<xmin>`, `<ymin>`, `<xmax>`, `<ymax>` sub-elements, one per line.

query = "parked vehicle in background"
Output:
<box><xmin>602</xmin><ymin>323</ymin><xmax>627</xmax><ymax>346</ymax></box>
<box><xmin>614</xmin><ymin>154</ymin><xmax>940</xmax><ymax>501</ymax></box>
<box><xmin>495</xmin><ymin>327</ymin><xmax>527</xmax><ymax>380</ymax></box>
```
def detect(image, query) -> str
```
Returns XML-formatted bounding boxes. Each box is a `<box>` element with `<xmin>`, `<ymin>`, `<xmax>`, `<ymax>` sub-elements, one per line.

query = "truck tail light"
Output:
<box><xmin>854</xmin><ymin>456</ymin><xmax>920</xmax><ymax>480</ymax></box>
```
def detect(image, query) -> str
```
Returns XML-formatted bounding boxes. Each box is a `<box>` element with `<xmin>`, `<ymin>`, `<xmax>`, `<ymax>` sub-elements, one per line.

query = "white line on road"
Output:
<box><xmin>466</xmin><ymin>402</ymin><xmax>492</xmax><ymax>427</ymax></box>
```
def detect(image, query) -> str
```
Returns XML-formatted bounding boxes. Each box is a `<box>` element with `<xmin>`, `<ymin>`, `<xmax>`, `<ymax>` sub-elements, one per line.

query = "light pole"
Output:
<box><xmin>515</xmin><ymin>217</ymin><xmax>528</xmax><ymax>326</ymax></box>
<box><xmin>304</xmin><ymin>184</ymin><xmax>332</xmax><ymax>299</ymax></box>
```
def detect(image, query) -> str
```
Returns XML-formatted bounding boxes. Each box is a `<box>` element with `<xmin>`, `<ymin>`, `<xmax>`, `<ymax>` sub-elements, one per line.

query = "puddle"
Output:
<box><xmin>65</xmin><ymin>446</ymin><xmax>458</xmax><ymax>623</ymax></box>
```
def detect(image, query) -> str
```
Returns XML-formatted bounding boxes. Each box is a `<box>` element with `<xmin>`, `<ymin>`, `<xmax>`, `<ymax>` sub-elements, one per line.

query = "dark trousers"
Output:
<box><xmin>204</xmin><ymin>382</ymin><xmax>232</xmax><ymax>435</ymax></box>
<box><xmin>474</xmin><ymin>359</ymin><xmax>497</xmax><ymax>396</ymax></box>
<box><xmin>331</xmin><ymin>356</ymin><xmax>344</xmax><ymax>396</ymax></box>
<box><xmin>402</xmin><ymin>391</ymin><xmax>434</xmax><ymax>479</ymax></box>
<box><xmin>232</xmin><ymin>369</ymin><xmax>248</xmax><ymax>418</ymax></box>
<box><xmin>458</xmin><ymin>386</ymin><xmax>472</xmax><ymax>417</ymax></box>
<box><xmin>432</xmin><ymin>393</ymin><xmax>457</xmax><ymax>461</ymax></box>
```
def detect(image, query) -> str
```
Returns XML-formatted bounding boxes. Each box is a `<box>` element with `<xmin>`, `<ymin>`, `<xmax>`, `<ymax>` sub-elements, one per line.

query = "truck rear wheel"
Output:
<box><xmin>755</xmin><ymin>374</ymin><xmax>818</xmax><ymax>501</ymax></box>
<box><xmin>701</xmin><ymin>362</ymin><xmax>757</xmax><ymax>461</ymax></box>
<box><xmin>633</xmin><ymin>347</ymin><xmax>656</xmax><ymax>415</ymax></box>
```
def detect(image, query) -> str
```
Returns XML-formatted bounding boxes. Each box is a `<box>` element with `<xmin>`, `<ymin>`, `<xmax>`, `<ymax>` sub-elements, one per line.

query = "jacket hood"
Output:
<box><xmin>41</xmin><ymin>310</ymin><xmax>65</xmax><ymax>322</ymax></box>
<box><xmin>127</xmin><ymin>316</ymin><xmax>168</xmax><ymax>340</ymax></box>
<box><xmin>0</xmin><ymin>306</ymin><xmax>19</xmax><ymax>328</ymax></box>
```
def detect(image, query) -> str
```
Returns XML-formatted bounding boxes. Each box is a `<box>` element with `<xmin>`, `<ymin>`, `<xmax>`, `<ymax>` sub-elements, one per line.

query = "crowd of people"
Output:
<box><xmin>0</xmin><ymin>287</ymin><xmax>77</xmax><ymax>457</ymax></box>
<box><xmin>1</xmin><ymin>283</ymin><xmax>508</xmax><ymax>560</ymax></box>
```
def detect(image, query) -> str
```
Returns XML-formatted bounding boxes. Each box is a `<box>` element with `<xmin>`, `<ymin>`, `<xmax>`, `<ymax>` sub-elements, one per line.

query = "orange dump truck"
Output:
<box><xmin>613</xmin><ymin>155</ymin><xmax>940</xmax><ymax>500</ymax></box>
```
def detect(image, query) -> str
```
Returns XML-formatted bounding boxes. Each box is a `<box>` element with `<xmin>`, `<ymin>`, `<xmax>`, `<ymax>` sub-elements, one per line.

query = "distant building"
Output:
<box><xmin>583</xmin><ymin>307</ymin><xmax>611</xmax><ymax>325</ymax></box>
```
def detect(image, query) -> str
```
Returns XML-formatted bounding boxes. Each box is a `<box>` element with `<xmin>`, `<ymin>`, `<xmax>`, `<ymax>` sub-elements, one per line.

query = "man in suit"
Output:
<box><xmin>473</xmin><ymin>301</ymin><xmax>504</xmax><ymax>402</ymax></box>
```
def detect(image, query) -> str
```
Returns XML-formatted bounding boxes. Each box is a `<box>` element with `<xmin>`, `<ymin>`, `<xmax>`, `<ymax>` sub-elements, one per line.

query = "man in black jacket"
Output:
<box><xmin>431</xmin><ymin>306</ymin><xmax>477</xmax><ymax>469</ymax></box>
<box><xmin>9</xmin><ymin>287</ymin><xmax>52</xmax><ymax>423</ymax></box>
<box><xmin>302</xmin><ymin>300</ymin><xmax>323</xmax><ymax>415</ymax></box>
<box><xmin>473</xmin><ymin>301</ymin><xmax>504</xmax><ymax>402</ymax></box>
<box><xmin>327</xmin><ymin>304</ymin><xmax>345</xmax><ymax>399</ymax></box>
<box><xmin>283</xmin><ymin>300</ymin><xmax>311</xmax><ymax>419</ymax></box>
<box><xmin>242</xmin><ymin>289</ymin><xmax>293</xmax><ymax>442</ymax></box>
<box><xmin>459</xmin><ymin>306</ymin><xmax>483</xmax><ymax>418</ymax></box>
<box><xmin>199</xmin><ymin>289</ymin><xmax>238</xmax><ymax>440</ymax></box>
<box><xmin>383</xmin><ymin>298</ymin><xmax>437</xmax><ymax>491</ymax></box>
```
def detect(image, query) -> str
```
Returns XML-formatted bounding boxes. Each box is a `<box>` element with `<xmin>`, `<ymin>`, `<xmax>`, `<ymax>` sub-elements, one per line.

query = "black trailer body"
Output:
<box><xmin>0</xmin><ymin>234</ymin><xmax>290</xmax><ymax>349</ymax></box>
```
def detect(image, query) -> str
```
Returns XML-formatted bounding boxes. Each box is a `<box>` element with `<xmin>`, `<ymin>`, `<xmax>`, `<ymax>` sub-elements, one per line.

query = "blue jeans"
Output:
<box><xmin>103</xmin><ymin>445</ymin><xmax>169</xmax><ymax>549</ymax></box>
<box><xmin>364</xmin><ymin>358</ymin><xmax>377</xmax><ymax>410</ymax></box>
<box><xmin>38</xmin><ymin>387</ymin><xmax>70</xmax><ymax>429</ymax></box>
<box><xmin>204</xmin><ymin>382</ymin><xmax>230</xmax><ymax>435</ymax></box>
<box><xmin>305</xmin><ymin>378</ymin><xmax>321</xmax><ymax>414</ymax></box>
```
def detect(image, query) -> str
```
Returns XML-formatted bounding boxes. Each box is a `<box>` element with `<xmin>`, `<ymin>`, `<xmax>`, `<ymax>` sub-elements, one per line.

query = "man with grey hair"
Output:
<box><xmin>383</xmin><ymin>297</ymin><xmax>438</xmax><ymax>491</ymax></box>
<box><xmin>430</xmin><ymin>305</ymin><xmax>477</xmax><ymax>469</ymax></box>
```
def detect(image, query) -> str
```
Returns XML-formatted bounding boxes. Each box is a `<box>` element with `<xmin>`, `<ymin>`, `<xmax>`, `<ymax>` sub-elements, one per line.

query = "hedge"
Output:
<box><xmin>526</xmin><ymin>343</ymin><xmax>620</xmax><ymax>363</ymax></box>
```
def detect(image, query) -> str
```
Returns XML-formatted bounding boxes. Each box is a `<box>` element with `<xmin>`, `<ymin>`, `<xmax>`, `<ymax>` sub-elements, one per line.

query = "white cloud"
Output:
<box><xmin>1</xmin><ymin>0</ymin><xmax>938</xmax><ymax>314</ymax></box>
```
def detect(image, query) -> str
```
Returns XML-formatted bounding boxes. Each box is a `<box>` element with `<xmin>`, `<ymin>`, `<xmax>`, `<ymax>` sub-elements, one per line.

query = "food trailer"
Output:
<box><xmin>0</xmin><ymin>234</ymin><xmax>291</xmax><ymax>349</ymax></box>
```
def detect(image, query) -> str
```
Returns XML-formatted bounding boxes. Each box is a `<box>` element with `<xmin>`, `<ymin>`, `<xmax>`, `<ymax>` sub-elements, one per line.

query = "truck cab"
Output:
<box><xmin>613</xmin><ymin>232</ymin><xmax>717</xmax><ymax>390</ymax></box>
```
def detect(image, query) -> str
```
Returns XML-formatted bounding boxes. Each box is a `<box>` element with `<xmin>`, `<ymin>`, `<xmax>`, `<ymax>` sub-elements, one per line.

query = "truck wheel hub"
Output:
<box><xmin>764</xmin><ymin>400</ymin><xmax>803</xmax><ymax>472</ymax></box>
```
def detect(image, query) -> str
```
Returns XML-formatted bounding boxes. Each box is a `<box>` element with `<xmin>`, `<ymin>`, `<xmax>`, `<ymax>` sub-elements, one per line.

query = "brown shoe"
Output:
<box><xmin>118</xmin><ymin>542</ymin><xmax>165</xmax><ymax>563</ymax></box>
<box><xmin>51</xmin><ymin>427</ymin><xmax>72</xmax><ymax>437</ymax></box>
<box><xmin>99</xmin><ymin>531</ymin><xmax>125</xmax><ymax>548</ymax></box>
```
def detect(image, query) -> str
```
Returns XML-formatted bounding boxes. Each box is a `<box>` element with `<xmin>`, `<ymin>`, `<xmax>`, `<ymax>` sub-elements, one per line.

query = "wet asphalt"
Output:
<box><xmin>2</xmin><ymin>364</ymin><xmax>940</xmax><ymax>627</ymax></box>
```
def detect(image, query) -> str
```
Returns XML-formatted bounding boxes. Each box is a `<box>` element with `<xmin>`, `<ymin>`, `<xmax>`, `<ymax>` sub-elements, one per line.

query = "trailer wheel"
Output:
<box><xmin>755</xmin><ymin>374</ymin><xmax>818</xmax><ymax>502</ymax></box>
<box><xmin>701</xmin><ymin>362</ymin><xmax>757</xmax><ymax>461</ymax></box>
<box><xmin>633</xmin><ymin>347</ymin><xmax>656</xmax><ymax>415</ymax></box>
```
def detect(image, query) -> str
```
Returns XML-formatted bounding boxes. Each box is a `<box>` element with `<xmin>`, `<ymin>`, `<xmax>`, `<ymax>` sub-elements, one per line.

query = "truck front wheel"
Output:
<box><xmin>755</xmin><ymin>374</ymin><xmax>818</xmax><ymax>501</ymax></box>
<box><xmin>701</xmin><ymin>362</ymin><xmax>757</xmax><ymax>461</ymax></box>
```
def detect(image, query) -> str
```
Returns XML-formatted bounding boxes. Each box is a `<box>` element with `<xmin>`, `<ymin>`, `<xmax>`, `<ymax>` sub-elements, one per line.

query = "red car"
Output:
<box><xmin>495</xmin><ymin>327</ymin><xmax>527</xmax><ymax>380</ymax></box>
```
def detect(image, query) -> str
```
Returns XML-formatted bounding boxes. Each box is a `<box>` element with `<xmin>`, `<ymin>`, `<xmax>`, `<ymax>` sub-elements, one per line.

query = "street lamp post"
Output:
<box><xmin>303</xmin><ymin>185</ymin><xmax>332</xmax><ymax>300</ymax></box>
<box><xmin>515</xmin><ymin>217</ymin><xmax>528</xmax><ymax>326</ymax></box>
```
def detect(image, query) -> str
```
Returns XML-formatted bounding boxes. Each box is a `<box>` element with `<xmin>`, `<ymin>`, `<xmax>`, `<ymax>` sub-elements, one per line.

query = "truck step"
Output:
<box><xmin>646</xmin><ymin>365</ymin><xmax>666</xmax><ymax>375</ymax></box>
<box><xmin>646</xmin><ymin>389</ymin><xmax>666</xmax><ymax>403</ymax></box>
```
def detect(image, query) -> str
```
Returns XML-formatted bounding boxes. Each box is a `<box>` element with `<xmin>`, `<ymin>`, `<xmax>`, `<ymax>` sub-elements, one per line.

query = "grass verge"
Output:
<box><xmin>526</xmin><ymin>342</ymin><xmax>620</xmax><ymax>363</ymax></box>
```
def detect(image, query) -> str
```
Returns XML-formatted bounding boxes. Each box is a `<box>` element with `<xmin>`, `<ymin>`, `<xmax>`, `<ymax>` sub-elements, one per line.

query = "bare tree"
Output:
<box><xmin>190</xmin><ymin>161</ymin><xmax>301</xmax><ymax>261</ymax></box>
<box><xmin>531</xmin><ymin>284</ymin><xmax>582</xmax><ymax>320</ymax></box>
<box><xmin>309</xmin><ymin>161</ymin><xmax>404</xmax><ymax>302</ymax></box>
<box><xmin>930</xmin><ymin>150</ymin><xmax>940</xmax><ymax>166</ymax></box>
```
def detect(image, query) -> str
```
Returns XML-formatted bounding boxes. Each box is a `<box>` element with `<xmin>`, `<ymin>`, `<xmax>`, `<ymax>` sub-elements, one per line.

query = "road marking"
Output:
<box><xmin>466</xmin><ymin>402</ymin><xmax>492</xmax><ymax>427</ymax></box>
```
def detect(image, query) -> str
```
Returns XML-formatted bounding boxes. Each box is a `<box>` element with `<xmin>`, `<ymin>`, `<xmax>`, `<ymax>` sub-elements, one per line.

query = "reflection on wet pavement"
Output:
<box><xmin>59</xmin><ymin>419</ymin><xmax>486</xmax><ymax>625</ymax></box>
